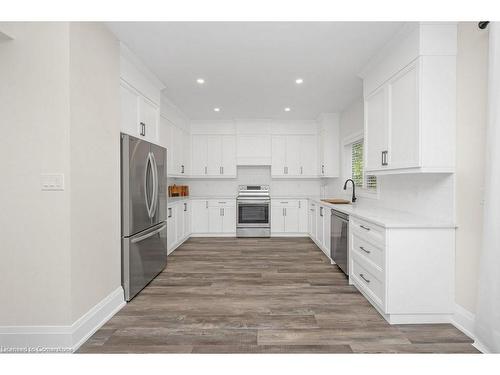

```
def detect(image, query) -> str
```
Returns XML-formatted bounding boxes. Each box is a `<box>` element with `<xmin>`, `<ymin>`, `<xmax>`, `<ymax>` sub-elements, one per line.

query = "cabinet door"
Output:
<box><xmin>120</xmin><ymin>83</ymin><xmax>139</xmax><ymax>137</ymax></box>
<box><xmin>170</xmin><ymin>125</ymin><xmax>182</xmax><ymax>175</ymax></box>
<box><xmin>316</xmin><ymin>206</ymin><xmax>324</xmax><ymax>247</ymax></box>
<box><xmin>191</xmin><ymin>200</ymin><xmax>209</xmax><ymax>233</ymax></box>
<box><xmin>284</xmin><ymin>207</ymin><xmax>299</xmax><ymax>233</ymax></box>
<box><xmin>271</xmin><ymin>206</ymin><xmax>285</xmax><ymax>233</ymax></box>
<box><xmin>271</xmin><ymin>136</ymin><xmax>287</xmax><ymax>176</ymax></box>
<box><xmin>208</xmin><ymin>207</ymin><xmax>222</xmax><ymax>233</ymax></box>
<box><xmin>286</xmin><ymin>135</ymin><xmax>301</xmax><ymax>176</ymax></box>
<box><xmin>309</xmin><ymin>203</ymin><xmax>317</xmax><ymax>239</ymax></box>
<box><xmin>388</xmin><ymin>62</ymin><xmax>420</xmax><ymax>169</ymax></box>
<box><xmin>182</xmin><ymin>130</ymin><xmax>191</xmax><ymax>175</ymax></box>
<box><xmin>300</xmin><ymin>135</ymin><xmax>318</xmax><ymax>176</ymax></box>
<box><xmin>139</xmin><ymin>96</ymin><xmax>159</xmax><ymax>143</ymax></box>
<box><xmin>221</xmin><ymin>206</ymin><xmax>236</xmax><ymax>233</ymax></box>
<box><xmin>207</xmin><ymin>136</ymin><xmax>223</xmax><ymax>176</ymax></box>
<box><xmin>221</xmin><ymin>135</ymin><xmax>236</xmax><ymax>176</ymax></box>
<box><xmin>166</xmin><ymin>207</ymin><xmax>176</xmax><ymax>253</ymax></box>
<box><xmin>183</xmin><ymin>201</ymin><xmax>191</xmax><ymax>237</ymax></box>
<box><xmin>175</xmin><ymin>204</ymin><xmax>184</xmax><ymax>241</ymax></box>
<box><xmin>323</xmin><ymin>209</ymin><xmax>331</xmax><ymax>255</ymax></box>
<box><xmin>365</xmin><ymin>86</ymin><xmax>389</xmax><ymax>171</ymax></box>
<box><xmin>191</xmin><ymin>135</ymin><xmax>208</xmax><ymax>176</ymax></box>
<box><xmin>298</xmin><ymin>200</ymin><xmax>308</xmax><ymax>233</ymax></box>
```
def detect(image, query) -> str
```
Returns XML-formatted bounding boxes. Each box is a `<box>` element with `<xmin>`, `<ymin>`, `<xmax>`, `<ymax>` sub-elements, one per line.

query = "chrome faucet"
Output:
<box><xmin>343</xmin><ymin>179</ymin><xmax>357</xmax><ymax>203</ymax></box>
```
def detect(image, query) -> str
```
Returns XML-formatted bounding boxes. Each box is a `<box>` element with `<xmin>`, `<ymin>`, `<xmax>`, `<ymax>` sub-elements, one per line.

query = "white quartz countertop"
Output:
<box><xmin>310</xmin><ymin>196</ymin><xmax>455</xmax><ymax>229</ymax></box>
<box><xmin>168</xmin><ymin>194</ymin><xmax>454</xmax><ymax>228</ymax></box>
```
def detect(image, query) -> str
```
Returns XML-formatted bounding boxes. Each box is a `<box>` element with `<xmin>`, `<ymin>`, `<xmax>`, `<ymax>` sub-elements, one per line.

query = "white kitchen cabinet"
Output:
<box><xmin>191</xmin><ymin>135</ymin><xmax>236</xmax><ymax>177</ymax></box>
<box><xmin>221</xmin><ymin>205</ymin><xmax>236</xmax><ymax>233</ymax></box>
<box><xmin>237</xmin><ymin>134</ymin><xmax>272</xmax><ymax>165</ymax></box>
<box><xmin>221</xmin><ymin>135</ymin><xmax>237</xmax><ymax>176</ymax></box>
<box><xmin>166</xmin><ymin>205</ymin><xmax>176</xmax><ymax>253</ymax></box>
<box><xmin>191</xmin><ymin>199</ymin><xmax>209</xmax><ymax>233</ymax></box>
<box><xmin>298</xmin><ymin>200</ymin><xmax>308</xmax><ymax>233</ymax></box>
<box><xmin>365</xmin><ymin>86</ymin><xmax>389</xmax><ymax>171</ymax></box>
<box><xmin>191</xmin><ymin>135</ymin><xmax>208</xmax><ymax>176</ymax></box>
<box><xmin>271</xmin><ymin>200</ymin><xmax>306</xmax><ymax>234</ymax></box>
<box><xmin>362</xmin><ymin>23</ymin><xmax>456</xmax><ymax>175</ymax></box>
<box><xmin>167</xmin><ymin>200</ymin><xmax>191</xmax><ymax>254</ymax></box>
<box><xmin>271</xmin><ymin>135</ymin><xmax>318</xmax><ymax>177</ymax></box>
<box><xmin>387</xmin><ymin>62</ymin><xmax>420</xmax><ymax>169</ymax></box>
<box><xmin>193</xmin><ymin>200</ymin><xmax>236</xmax><ymax>235</ymax></box>
<box><xmin>308</xmin><ymin>201</ymin><xmax>317</xmax><ymax>239</ymax></box>
<box><xmin>120</xmin><ymin>81</ymin><xmax>159</xmax><ymax>144</ymax></box>
<box><xmin>168</xmin><ymin>124</ymin><xmax>190</xmax><ymax>177</ymax></box>
<box><xmin>316</xmin><ymin>205</ymin><xmax>325</xmax><ymax>248</ymax></box>
<box><xmin>349</xmin><ymin>216</ymin><xmax>454</xmax><ymax>324</ymax></box>
<box><xmin>317</xmin><ymin>113</ymin><xmax>340</xmax><ymax>177</ymax></box>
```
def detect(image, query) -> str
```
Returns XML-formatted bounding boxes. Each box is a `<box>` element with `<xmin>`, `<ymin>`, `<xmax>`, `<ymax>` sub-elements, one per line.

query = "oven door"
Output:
<box><xmin>237</xmin><ymin>199</ymin><xmax>270</xmax><ymax>228</ymax></box>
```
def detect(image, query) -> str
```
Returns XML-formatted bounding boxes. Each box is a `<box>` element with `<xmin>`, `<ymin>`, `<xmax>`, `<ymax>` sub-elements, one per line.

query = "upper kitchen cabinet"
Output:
<box><xmin>361</xmin><ymin>23</ymin><xmax>457</xmax><ymax>174</ymax></box>
<box><xmin>317</xmin><ymin>113</ymin><xmax>340</xmax><ymax>177</ymax></box>
<box><xmin>271</xmin><ymin>135</ymin><xmax>318</xmax><ymax>177</ymax></box>
<box><xmin>235</xmin><ymin>120</ymin><xmax>272</xmax><ymax>165</ymax></box>
<box><xmin>165</xmin><ymin>120</ymin><xmax>190</xmax><ymax>177</ymax></box>
<box><xmin>191</xmin><ymin>134</ymin><xmax>237</xmax><ymax>178</ymax></box>
<box><xmin>119</xmin><ymin>44</ymin><xmax>164</xmax><ymax>144</ymax></box>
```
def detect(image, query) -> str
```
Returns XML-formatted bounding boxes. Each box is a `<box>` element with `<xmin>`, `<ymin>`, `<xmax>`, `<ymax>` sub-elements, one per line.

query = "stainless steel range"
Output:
<box><xmin>236</xmin><ymin>185</ymin><xmax>271</xmax><ymax>237</ymax></box>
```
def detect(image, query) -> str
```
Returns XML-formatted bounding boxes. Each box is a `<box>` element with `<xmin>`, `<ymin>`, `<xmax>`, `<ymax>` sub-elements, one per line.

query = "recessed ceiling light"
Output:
<box><xmin>196</xmin><ymin>78</ymin><xmax>205</xmax><ymax>84</ymax></box>
<box><xmin>284</xmin><ymin>107</ymin><xmax>291</xmax><ymax>112</ymax></box>
<box><xmin>213</xmin><ymin>107</ymin><xmax>220</xmax><ymax>112</ymax></box>
<box><xmin>295</xmin><ymin>78</ymin><xmax>304</xmax><ymax>84</ymax></box>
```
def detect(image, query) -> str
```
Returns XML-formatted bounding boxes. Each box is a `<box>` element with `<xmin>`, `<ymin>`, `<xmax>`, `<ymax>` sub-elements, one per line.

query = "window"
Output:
<box><xmin>350</xmin><ymin>139</ymin><xmax>377</xmax><ymax>192</ymax></box>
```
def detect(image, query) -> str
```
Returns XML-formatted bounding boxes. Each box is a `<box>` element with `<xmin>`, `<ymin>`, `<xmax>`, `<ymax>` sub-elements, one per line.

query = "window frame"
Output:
<box><xmin>342</xmin><ymin>131</ymin><xmax>379</xmax><ymax>199</ymax></box>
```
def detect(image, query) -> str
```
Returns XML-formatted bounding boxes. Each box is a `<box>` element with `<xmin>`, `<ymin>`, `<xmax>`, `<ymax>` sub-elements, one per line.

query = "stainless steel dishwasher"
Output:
<box><xmin>331</xmin><ymin>209</ymin><xmax>349</xmax><ymax>275</ymax></box>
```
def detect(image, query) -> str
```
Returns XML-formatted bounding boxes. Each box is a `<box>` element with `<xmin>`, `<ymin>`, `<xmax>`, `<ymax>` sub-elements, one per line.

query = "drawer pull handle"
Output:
<box><xmin>359</xmin><ymin>246</ymin><xmax>371</xmax><ymax>254</ymax></box>
<box><xmin>360</xmin><ymin>273</ymin><xmax>371</xmax><ymax>283</ymax></box>
<box><xmin>360</xmin><ymin>225</ymin><xmax>371</xmax><ymax>231</ymax></box>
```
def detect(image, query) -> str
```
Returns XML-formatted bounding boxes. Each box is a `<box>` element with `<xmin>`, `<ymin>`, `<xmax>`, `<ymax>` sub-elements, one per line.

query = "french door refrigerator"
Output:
<box><xmin>121</xmin><ymin>133</ymin><xmax>167</xmax><ymax>301</ymax></box>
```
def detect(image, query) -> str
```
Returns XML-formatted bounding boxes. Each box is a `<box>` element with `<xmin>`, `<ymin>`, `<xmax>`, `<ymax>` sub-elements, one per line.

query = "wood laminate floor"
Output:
<box><xmin>78</xmin><ymin>237</ymin><xmax>478</xmax><ymax>354</ymax></box>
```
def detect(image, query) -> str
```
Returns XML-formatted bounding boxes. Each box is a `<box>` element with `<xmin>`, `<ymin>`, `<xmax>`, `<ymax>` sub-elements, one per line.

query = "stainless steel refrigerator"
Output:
<box><xmin>121</xmin><ymin>133</ymin><xmax>167</xmax><ymax>301</ymax></box>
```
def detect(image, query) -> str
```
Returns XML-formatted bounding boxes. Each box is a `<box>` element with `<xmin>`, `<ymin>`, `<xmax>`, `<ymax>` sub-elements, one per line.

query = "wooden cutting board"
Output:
<box><xmin>321</xmin><ymin>199</ymin><xmax>351</xmax><ymax>204</ymax></box>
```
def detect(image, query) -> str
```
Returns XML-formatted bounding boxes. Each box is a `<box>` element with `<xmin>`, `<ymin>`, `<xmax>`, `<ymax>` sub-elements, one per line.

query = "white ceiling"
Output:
<box><xmin>107</xmin><ymin>22</ymin><xmax>405</xmax><ymax>120</ymax></box>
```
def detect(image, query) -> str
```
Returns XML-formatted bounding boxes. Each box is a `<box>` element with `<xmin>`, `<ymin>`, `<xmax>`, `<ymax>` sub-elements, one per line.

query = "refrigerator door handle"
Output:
<box><xmin>131</xmin><ymin>223</ymin><xmax>167</xmax><ymax>244</ymax></box>
<box><xmin>150</xmin><ymin>152</ymin><xmax>159</xmax><ymax>218</ymax></box>
<box><xmin>144</xmin><ymin>153</ymin><xmax>153</xmax><ymax>218</ymax></box>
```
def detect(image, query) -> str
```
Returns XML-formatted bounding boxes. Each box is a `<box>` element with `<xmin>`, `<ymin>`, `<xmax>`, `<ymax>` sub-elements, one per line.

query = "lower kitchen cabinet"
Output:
<box><xmin>271</xmin><ymin>199</ymin><xmax>308</xmax><ymax>235</ymax></box>
<box><xmin>310</xmin><ymin>201</ymin><xmax>330</xmax><ymax>257</ymax></box>
<box><xmin>349</xmin><ymin>216</ymin><xmax>455</xmax><ymax>324</ymax></box>
<box><xmin>191</xmin><ymin>199</ymin><xmax>236</xmax><ymax>235</ymax></box>
<box><xmin>166</xmin><ymin>200</ymin><xmax>191</xmax><ymax>254</ymax></box>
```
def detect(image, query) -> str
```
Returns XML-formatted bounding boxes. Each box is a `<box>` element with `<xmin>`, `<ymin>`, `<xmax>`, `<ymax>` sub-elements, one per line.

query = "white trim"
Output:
<box><xmin>342</xmin><ymin>130</ymin><xmax>365</xmax><ymax>147</ymax></box>
<box><xmin>0</xmin><ymin>287</ymin><xmax>125</xmax><ymax>353</ymax></box>
<box><xmin>71</xmin><ymin>287</ymin><xmax>125</xmax><ymax>351</ymax></box>
<box><xmin>451</xmin><ymin>303</ymin><xmax>476</xmax><ymax>341</ymax></box>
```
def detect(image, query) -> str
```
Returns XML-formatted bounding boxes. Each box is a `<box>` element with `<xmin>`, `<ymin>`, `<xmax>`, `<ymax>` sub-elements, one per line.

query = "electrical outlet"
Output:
<box><xmin>40</xmin><ymin>173</ymin><xmax>65</xmax><ymax>191</ymax></box>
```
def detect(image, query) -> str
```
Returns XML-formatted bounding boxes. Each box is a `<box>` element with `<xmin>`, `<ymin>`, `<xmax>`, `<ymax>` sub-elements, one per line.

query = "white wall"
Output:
<box><xmin>69</xmin><ymin>22</ymin><xmax>121</xmax><ymax>322</ymax></box>
<box><xmin>0</xmin><ymin>22</ymin><xmax>72</xmax><ymax>326</ymax></box>
<box><xmin>0</xmin><ymin>22</ymin><xmax>121</xmax><ymax>328</ymax></box>
<box><xmin>454</xmin><ymin>22</ymin><xmax>488</xmax><ymax>314</ymax></box>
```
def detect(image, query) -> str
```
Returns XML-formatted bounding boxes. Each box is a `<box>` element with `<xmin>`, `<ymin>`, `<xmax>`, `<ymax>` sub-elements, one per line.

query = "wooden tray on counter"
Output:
<box><xmin>321</xmin><ymin>199</ymin><xmax>351</xmax><ymax>204</ymax></box>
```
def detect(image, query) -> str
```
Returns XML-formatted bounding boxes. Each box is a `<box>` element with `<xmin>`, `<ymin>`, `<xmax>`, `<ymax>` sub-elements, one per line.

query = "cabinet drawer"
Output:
<box><xmin>207</xmin><ymin>199</ymin><xmax>236</xmax><ymax>208</ymax></box>
<box><xmin>351</xmin><ymin>257</ymin><xmax>384</xmax><ymax>308</ymax></box>
<box><xmin>350</xmin><ymin>217</ymin><xmax>385</xmax><ymax>245</ymax></box>
<box><xmin>272</xmin><ymin>199</ymin><xmax>300</xmax><ymax>208</ymax></box>
<box><xmin>351</xmin><ymin>233</ymin><xmax>384</xmax><ymax>270</ymax></box>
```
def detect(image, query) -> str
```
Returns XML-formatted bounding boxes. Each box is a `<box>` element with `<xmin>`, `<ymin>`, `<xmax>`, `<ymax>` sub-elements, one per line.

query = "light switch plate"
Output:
<box><xmin>41</xmin><ymin>173</ymin><xmax>65</xmax><ymax>191</ymax></box>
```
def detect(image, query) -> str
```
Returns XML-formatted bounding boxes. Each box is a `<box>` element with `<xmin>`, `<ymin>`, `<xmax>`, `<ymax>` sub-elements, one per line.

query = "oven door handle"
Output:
<box><xmin>237</xmin><ymin>199</ymin><xmax>271</xmax><ymax>205</ymax></box>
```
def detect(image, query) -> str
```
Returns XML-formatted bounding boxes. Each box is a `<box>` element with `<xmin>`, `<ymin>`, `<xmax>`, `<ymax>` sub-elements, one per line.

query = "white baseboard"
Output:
<box><xmin>71</xmin><ymin>286</ymin><xmax>125</xmax><ymax>351</ymax></box>
<box><xmin>0</xmin><ymin>287</ymin><xmax>125</xmax><ymax>353</ymax></box>
<box><xmin>452</xmin><ymin>303</ymin><xmax>476</xmax><ymax>341</ymax></box>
